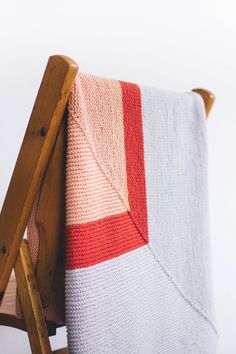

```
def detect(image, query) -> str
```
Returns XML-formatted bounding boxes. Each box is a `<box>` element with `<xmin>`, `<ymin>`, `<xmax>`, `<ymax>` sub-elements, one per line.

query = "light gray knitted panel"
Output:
<box><xmin>141</xmin><ymin>86</ymin><xmax>214</xmax><ymax>323</ymax></box>
<box><xmin>66</xmin><ymin>245</ymin><xmax>217</xmax><ymax>353</ymax></box>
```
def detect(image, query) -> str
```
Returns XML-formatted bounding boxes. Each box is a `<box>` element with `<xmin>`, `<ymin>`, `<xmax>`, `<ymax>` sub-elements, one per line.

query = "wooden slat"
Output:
<box><xmin>192</xmin><ymin>88</ymin><xmax>215</xmax><ymax>117</ymax></box>
<box><xmin>15</xmin><ymin>239</ymin><xmax>52</xmax><ymax>354</ymax></box>
<box><xmin>0</xmin><ymin>311</ymin><xmax>60</xmax><ymax>336</ymax></box>
<box><xmin>0</xmin><ymin>55</ymin><xmax>78</xmax><ymax>305</ymax></box>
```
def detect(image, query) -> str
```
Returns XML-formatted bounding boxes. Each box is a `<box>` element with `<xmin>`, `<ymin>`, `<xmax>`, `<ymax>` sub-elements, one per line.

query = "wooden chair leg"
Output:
<box><xmin>15</xmin><ymin>239</ymin><xmax>52</xmax><ymax>354</ymax></box>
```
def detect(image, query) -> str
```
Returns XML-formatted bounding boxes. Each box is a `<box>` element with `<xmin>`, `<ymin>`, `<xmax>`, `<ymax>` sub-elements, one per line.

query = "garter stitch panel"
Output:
<box><xmin>65</xmin><ymin>75</ymin><xmax>217</xmax><ymax>353</ymax></box>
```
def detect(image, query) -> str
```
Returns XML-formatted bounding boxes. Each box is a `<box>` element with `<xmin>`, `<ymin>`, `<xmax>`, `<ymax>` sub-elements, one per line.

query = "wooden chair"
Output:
<box><xmin>0</xmin><ymin>55</ymin><xmax>215</xmax><ymax>354</ymax></box>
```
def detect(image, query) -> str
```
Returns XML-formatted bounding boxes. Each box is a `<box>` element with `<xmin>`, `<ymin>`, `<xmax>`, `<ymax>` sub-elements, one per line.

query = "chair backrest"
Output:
<box><xmin>34</xmin><ymin>115</ymin><xmax>66</xmax><ymax>308</ymax></box>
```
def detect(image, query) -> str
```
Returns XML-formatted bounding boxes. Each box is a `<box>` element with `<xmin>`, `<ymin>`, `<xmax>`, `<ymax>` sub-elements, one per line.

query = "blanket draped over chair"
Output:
<box><xmin>64</xmin><ymin>74</ymin><xmax>217</xmax><ymax>353</ymax></box>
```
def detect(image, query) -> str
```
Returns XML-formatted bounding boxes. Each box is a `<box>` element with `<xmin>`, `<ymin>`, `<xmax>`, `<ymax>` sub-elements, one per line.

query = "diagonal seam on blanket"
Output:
<box><xmin>69</xmin><ymin>113</ymin><xmax>218</xmax><ymax>337</ymax></box>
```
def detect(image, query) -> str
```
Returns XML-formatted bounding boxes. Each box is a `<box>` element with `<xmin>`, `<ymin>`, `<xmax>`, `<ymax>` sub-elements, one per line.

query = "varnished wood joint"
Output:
<box><xmin>40</xmin><ymin>127</ymin><xmax>47</xmax><ymax>137</ymax></box>
<box><xmin>1</xmin><ymin>246</ymin><xmax>7</xmax><ymax>254</ymax></box>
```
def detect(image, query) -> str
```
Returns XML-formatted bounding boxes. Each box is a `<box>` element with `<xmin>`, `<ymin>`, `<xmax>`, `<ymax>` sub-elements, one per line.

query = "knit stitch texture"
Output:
<box><xmin>64</xmin><ymin>74</ymin><xmax>217</xmax><ymax>353</ymax></box>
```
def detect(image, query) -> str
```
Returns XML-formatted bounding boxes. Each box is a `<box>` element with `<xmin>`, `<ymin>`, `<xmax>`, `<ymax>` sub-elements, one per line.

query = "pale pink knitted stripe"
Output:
<box><xmin>68</xmin><ymin>74</ymin><xmax>129</xmax><ymax>213</ymax></box>
<box><xmin>66</xmin><ymin>115</ymin><xmax>128</xmax><ymax>226</ymax></box>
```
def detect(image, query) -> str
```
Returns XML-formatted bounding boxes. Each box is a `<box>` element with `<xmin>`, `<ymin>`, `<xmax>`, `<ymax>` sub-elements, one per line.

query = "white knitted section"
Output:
<box><xmin>66</xmin><ymin>245</ymin><xmax>217</xmax><ymax>354</ymax></box>
<box><xmin>141</xmin><ymin>87</ymin><xmax>214</xmax><ymax>323</ymax></box>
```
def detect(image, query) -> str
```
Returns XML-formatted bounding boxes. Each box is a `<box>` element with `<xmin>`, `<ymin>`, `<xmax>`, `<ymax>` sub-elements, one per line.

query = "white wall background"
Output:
<box><xmin>0</xmin><ymin>0</ymin><xmax>235</xmax><ymax>352</ymax></box>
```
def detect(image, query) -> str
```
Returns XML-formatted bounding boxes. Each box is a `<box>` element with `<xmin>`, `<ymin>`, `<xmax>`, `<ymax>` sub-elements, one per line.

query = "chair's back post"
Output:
<box><xmin>35</xmin><ymin>114</ymin><xmax>67</xmax><ymax>308</ymax></box>
<box><xmin>0</xmin><ymin>55</ymin><xmax>78</xmax><ymax>305</ymax></box>
<box><xmin>192</xmin><ymin>88</ymin><xmax>215</xmax><ymax>117</ymax></box>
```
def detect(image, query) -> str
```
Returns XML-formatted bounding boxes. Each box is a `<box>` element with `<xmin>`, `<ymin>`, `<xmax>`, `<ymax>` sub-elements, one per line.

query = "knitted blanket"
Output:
<box><xmin>65</xmin><ymin>74</ymin><xmax>217</xmax><ymax>353</ymax></box>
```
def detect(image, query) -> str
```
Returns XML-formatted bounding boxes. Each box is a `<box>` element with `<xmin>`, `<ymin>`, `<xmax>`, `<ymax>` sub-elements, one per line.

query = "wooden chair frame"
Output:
<box><xmin>0</xmin><ymin>55</ymin><xmax>215</xmax><ymax>353</ymax></box>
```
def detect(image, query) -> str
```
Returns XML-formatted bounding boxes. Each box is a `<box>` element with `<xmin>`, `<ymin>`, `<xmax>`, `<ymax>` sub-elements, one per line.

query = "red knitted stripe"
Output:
<box><xmin>66</xmin><ymin>212</ymin><xmax>146</xmax><ymax>269</ymax></box>
<box><xmin>119</xmin><ymin>81</ymin><xmax>148</xmax><ymax>241</ymax></box>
